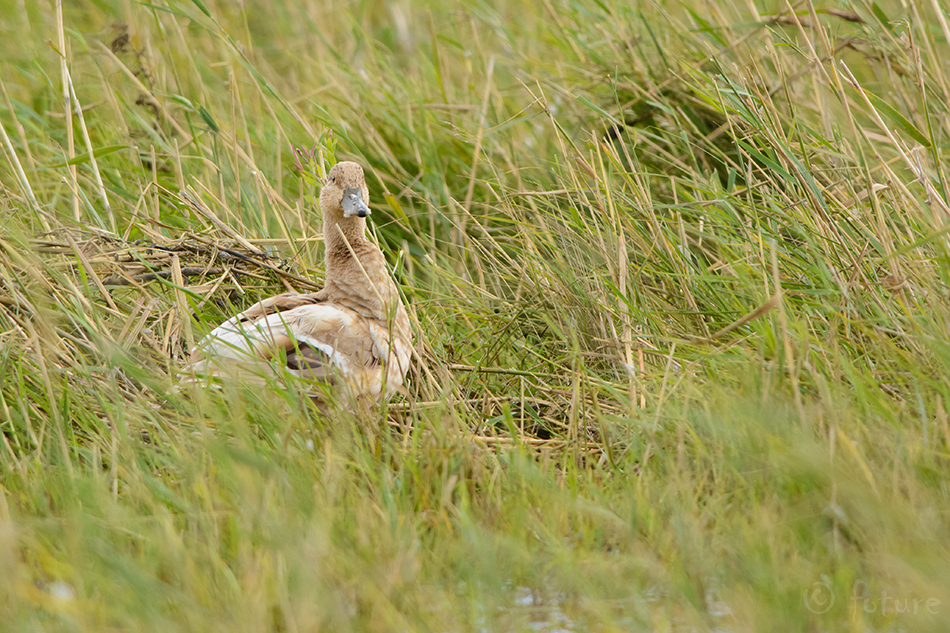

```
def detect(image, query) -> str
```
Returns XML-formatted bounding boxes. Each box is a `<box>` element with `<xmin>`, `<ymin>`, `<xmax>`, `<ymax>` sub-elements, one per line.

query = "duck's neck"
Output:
<box><xmin>320</xmin><ymin>215</ymin><xmax>404</xmax><ymax>325</ymax></box>
<box><xmin>323</xmin><ymin>217</ymin><xmax>372</xmax><ymax>269</ymax></box>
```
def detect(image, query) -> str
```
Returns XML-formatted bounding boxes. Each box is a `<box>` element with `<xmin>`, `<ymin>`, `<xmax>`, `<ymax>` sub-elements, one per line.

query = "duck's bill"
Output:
<box><xmin>341</xmin><ymin>188</ymin><xmax>371</xmax><ymax>218</ymax></box>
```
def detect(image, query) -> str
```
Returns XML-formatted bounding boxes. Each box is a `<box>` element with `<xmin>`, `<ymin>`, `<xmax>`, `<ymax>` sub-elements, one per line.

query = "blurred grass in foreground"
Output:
<box><xmin>1</xmin><ymin>0</ymin><xmax>949</xmax><ymax>630</ymax></box>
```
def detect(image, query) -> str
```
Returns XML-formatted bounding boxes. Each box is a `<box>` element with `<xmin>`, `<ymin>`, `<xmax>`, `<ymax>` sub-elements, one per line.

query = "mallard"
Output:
<box><xmin>189</xmin><ymin>161</ymin><xmax>413</xmax><ymax>401</ymax></box>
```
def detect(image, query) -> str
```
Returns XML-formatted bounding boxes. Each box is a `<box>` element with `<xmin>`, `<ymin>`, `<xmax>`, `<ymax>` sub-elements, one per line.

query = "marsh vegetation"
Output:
<box><xmin>1</xmin><ymin>0</ymin><xmax>949</xmax><ymax>630</ymax></box>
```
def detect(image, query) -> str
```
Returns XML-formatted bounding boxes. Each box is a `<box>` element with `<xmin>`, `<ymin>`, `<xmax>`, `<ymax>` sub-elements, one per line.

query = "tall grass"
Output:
<box><xmin>1</xmin><ymin>0</ymin><xmax>949</xmax><ymax>630</ymax></box>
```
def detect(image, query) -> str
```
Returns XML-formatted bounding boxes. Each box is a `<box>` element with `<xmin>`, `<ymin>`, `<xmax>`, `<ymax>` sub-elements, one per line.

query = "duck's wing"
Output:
<box><xmin>229</xmin><ymin>291</ymin><xmax>326</xmax><ymax>322</ymax></box>
<box><xmin>190</xmin><ymin>302</ymin><xmax>410</xmax><ymax>397</ymax></box>
<box><xmin>192</xmin><ymin>302</ymin><xmax>367</xmax><ymax>375</ymax></box>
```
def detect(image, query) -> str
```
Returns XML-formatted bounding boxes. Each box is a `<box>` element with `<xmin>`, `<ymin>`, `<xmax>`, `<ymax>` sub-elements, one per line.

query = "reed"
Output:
<box><xmin>0</xmin><ymin>0</ymin><xmax>948</xmax><ymax>630</ymax></box>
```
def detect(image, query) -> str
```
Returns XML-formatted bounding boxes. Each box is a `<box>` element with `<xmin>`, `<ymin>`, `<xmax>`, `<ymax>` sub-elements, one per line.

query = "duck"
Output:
<box><xmin>189</xmin><ymin>161</ymin><xmax>413</xmax><ymax>402</ymax></box>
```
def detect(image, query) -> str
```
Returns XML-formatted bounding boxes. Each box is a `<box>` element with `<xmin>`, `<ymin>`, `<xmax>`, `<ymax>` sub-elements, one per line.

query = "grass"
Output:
<box><xmin>1</xmin><ymin>0</ymin><xmax>949</xmax><ymax>630</ymax></box>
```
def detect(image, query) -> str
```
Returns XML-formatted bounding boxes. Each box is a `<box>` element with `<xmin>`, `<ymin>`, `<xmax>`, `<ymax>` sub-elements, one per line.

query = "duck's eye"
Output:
<box><xmin>330</xmin><ymin>176</ymin><xmax>336</xmax><ymax>182</ymax></box>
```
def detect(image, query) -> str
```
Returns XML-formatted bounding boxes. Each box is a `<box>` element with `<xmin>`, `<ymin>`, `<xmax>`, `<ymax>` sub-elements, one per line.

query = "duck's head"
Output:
<box><xmin>320</xmin><ymin>161</ymin><xmax>371</xmax><ymax>220</ymax></box>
